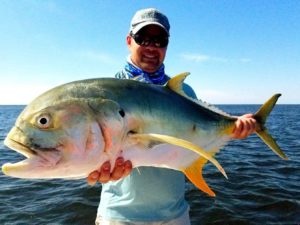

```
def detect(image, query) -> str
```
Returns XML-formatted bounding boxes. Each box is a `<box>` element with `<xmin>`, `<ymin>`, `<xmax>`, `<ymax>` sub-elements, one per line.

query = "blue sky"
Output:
<box><xmin>0</xmin><ymin>0</ymin><xmax>299</xmax><ymax>104</ymax></box>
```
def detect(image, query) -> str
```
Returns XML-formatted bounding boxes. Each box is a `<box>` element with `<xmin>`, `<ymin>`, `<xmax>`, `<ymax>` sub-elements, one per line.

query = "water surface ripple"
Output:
<box><xmin>0</xmin><ymin>105</ymin><xmax>299</xmax><ymax>224</ymax></box>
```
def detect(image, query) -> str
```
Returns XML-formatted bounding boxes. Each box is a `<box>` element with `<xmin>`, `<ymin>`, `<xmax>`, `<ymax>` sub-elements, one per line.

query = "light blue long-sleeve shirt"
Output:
<box><xmin>97</xmin><ymin>68</ymin><xmax>197</xmax><ymax>222</ymax></box>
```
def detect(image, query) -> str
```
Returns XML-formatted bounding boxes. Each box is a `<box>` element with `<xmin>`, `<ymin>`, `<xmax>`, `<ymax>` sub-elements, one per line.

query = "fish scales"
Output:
<box><xmin>2</xmin><ymin>73</ymin><xmax>287</xmax><ymax>197</ymax></box>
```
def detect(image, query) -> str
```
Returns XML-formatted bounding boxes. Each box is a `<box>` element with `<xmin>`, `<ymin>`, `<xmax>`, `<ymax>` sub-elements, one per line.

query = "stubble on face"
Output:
<box><xmin>128</xmin><ymin>25</ymin><xmax>168</xmax><ymax>73</ymax></box>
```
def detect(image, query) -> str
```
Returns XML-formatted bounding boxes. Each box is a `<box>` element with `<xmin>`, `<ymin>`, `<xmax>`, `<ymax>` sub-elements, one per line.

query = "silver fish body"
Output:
<box><xmin>2</xmin><ymin>73</ymin><xmax>287</xmax><ymax>196</ymax></box>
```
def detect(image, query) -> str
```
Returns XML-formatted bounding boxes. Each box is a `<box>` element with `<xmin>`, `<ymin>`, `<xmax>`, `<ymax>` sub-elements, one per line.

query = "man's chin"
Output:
<box><xmin>140</xmin><ymin>63</ymin><xmax>160</xmax><ymax>73</ymax></box>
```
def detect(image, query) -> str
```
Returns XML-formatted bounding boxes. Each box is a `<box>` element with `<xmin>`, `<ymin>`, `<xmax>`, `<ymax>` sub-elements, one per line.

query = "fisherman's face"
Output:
<box><xmin>127</xmin><ymin>25</ymin><xmax>168</xmax><ymax>73</ymax></box>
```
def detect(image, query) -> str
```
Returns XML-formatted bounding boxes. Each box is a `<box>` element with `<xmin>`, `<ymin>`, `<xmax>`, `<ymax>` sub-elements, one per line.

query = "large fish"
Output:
<box><xmin>2</xmin><ymin>73</ymin><xmax>287</xmax><ymax>196</ymax></box>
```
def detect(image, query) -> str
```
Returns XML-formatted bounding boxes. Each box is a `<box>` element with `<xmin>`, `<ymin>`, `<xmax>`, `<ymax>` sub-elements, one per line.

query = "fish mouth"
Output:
<box><xmin>4</xmin><ymin>138</ymin><xmax>36</xmax><ymax>158</ymax></box>
<box><xmin>2</xmin><ymin>137</ymin><xmax>62</xmax><ymax>177</ymax></box>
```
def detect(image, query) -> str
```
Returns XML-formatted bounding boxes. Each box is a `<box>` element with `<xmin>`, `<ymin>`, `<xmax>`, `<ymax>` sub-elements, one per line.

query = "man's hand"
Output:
<box><xmin>232</xmin><ymin>114</ymin><xmax>256</xmax><ymax>139</ymax></box>
<box><xmin>87</xmin><ymin>157</ymin><xmax>133</xmax><ymax>186</ymax></box>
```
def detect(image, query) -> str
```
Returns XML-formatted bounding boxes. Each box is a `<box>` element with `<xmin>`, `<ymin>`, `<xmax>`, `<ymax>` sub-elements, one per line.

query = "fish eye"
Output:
<box><xmin>36</xmin><ymin>114</ymin><xmax>52</xmax><ymax>129</ymax></box>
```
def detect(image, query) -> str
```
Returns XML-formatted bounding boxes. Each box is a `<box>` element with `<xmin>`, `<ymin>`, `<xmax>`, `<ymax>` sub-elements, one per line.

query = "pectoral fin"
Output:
<box><xmin>129</xmin><ymin>133</ymin><xmax>227</xmax><ymax>179</ymax></box>
<box><xmin>183</xmin><ymin>157</ymin><xmax>216</xmax><ymax>197</ymax></box>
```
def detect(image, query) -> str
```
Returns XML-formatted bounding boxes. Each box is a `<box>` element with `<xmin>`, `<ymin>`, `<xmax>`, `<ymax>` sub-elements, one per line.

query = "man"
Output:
<box><xmin>88</xmin><ymin>8</ymin><xmax>256</xmax><ymax>225</ymax></box>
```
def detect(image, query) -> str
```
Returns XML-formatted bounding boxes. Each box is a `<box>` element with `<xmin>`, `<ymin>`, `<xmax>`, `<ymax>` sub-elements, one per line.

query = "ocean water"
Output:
<box><xmin>0</xmin><ymin>105</ymin><xmax>299</xmax><ymax>225</ymax></box>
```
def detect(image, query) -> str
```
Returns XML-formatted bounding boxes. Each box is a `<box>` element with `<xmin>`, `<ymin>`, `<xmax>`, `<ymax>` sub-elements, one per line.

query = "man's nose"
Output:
<box><xmin>146</xmin><ymin>41</ymin><xmax>158</xmax><ymax>49</ymax></box>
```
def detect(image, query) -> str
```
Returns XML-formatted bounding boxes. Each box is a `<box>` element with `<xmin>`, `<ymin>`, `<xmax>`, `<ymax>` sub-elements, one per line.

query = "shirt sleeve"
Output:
<box><xmin>182</xmin><ymin>83</ymin><xmax>197</xmax><ymax>99</ymax></box>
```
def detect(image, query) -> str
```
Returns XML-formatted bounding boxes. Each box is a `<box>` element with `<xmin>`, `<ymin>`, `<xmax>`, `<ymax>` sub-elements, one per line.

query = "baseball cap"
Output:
<box><xmin>129</xmin><ymin>8</ymin><xmax>170</xmax><ymax>36</ymax></box>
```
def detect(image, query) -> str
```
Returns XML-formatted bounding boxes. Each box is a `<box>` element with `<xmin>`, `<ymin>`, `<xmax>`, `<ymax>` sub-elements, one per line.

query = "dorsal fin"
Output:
<box><xmin>166</xmin><ymin>72</ymin><xmax>190</xmax><ymax>97</ymax></box>
<box><xmin>167</xmin><ymin>72</ymin><xmax>232</xmax><ymax>118</ymax></box>
<box><xmin>195</xmin><ymin>99</ymin><xmax>232</xmax><ymax>118</ymax></box>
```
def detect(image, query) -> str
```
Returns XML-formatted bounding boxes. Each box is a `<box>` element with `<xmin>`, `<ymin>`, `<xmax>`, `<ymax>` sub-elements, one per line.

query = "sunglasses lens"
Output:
<box><xmin>133</xmin><ymin>34</ymin><xmax>144</xmax><ymax>45</ymax></box>
<box><xmin>155</xmin><ymin>37</ymin><xmax>168</xmax><ymax>48</ymax></box>
<box><xmin>132</xmin><ymin>34</ymin><xmax>168</xmax><ymax>48</ymax></box>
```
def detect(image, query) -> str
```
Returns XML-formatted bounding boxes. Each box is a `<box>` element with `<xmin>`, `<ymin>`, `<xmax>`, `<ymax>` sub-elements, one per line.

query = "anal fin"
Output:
<box><xmin>183</xmin><ymin>158</ymin><xmax>216</xmax><ymax>197</ymax></box>
<box><xmin>129</xmin><ymin>133</ymin><xmax>227</xmax><ymax>179</ymax></box>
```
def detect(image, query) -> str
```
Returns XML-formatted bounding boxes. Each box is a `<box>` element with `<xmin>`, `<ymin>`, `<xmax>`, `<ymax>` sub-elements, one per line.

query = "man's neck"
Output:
<box><xmin>124</xmin><ymin>56</ymin><xmax>166</xmax><ymax>84</ymax></box>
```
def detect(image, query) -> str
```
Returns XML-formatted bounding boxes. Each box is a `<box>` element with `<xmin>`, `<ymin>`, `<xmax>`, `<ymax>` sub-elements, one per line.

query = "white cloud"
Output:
<box><xmin>181</xmin><ymin>53</ymin><xmax>251</xmax><ymax>63</ymax></box>
<box><xmin>79</xmin><ymin>50</ymin><xmax>115</xmax><ymax>64</ymax></box>
<box><xmin>181</xmin><ymin>54</ymin><xmax>212</xmax><ymax>62</ymax></box>
<box><xmin>195</xmin><ymin>89</ymin><xmax>231</xmax><ymax>104</ymax></box>
<box><xmin>0</xmin><ymin>83</ymin><xmax>55</xmax><ymax>105</ymax></box>
<box><xmin>195</xmin><ymin>88</ymin><xmax>260</xmax><ymax>104</ymax></box>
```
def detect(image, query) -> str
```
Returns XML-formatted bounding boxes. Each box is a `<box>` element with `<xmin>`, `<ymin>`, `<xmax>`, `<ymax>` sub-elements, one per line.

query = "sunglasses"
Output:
<box><xmin>130</xmin><ymin>32</ymin><xmax>169</xmax><ymax>48</ymax></box>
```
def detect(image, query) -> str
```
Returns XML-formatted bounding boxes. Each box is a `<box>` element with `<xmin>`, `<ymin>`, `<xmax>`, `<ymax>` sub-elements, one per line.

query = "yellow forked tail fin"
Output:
<box><xmin>183</xmin><ymin>158</ymin><xmax>216</xmax><ymax>197</ymax></box>
<box><xmin>254</xmin><ymin>94</ymin><xmax>288</xmax><ymax>160</ymax></box>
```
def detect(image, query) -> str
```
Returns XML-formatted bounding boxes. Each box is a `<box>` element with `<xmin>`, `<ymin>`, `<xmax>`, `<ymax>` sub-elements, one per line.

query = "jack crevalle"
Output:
<box><xmin>2</xmin><ymin>73</ymin><xmax>287</xmax><ymax>196</ymax></box>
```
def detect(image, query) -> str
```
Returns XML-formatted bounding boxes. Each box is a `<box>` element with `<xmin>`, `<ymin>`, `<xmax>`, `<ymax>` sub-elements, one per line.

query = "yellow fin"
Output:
<box><xmin>256</xmin><ymin>129</ymin><xmax>288</xmax><ymax>160</ymax></box>
<box><xmin>183</xmin><ymin>158</ymin><xmax>216</xmax><ymax>197</ymax></box>
<box><xmin>129</xmin><ymin>133</ymin><xmax>227</xmax><ymax>179</ymax></box>
<box><xmin>166</xmin><ymin>72</ymin><xmax>190</xmax><ymax>97</ymax></box>
<box><xmin>254</xmin><ymin>94</ymin><xmax>288</xmax><ymax>160</ymax></box>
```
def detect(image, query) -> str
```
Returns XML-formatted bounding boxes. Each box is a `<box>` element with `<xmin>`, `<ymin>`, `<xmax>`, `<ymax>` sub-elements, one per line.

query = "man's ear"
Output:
<box><xmin>126</xmin><ymin>35</ymin><xmax>132</xmax><ymax>46</ymax></box>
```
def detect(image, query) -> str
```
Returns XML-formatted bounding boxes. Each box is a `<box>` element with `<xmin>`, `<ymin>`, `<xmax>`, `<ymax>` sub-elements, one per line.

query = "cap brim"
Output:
<box><xmin>131</xmin><ymin>21</ymin><xmax>169</xmax><ymax>35</ymax></box>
